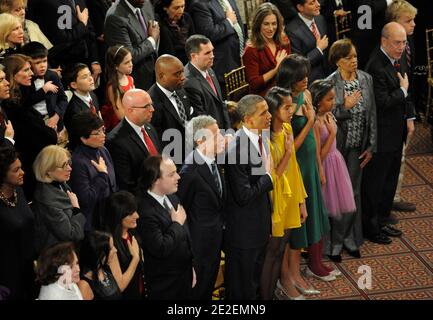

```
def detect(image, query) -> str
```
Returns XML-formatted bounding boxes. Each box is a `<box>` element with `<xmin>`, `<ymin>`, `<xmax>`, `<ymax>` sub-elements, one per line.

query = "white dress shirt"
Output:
<box><xmin>156</xmin><ymin>82</ymin><xmax>183</xmax><ymax>118</ymax></box>
<box><xmin>124</xmin><ymin>116</ymin><xmax>153</xmax><ymax>150</ymax></box>
<box><xmin>33</xmin><ymin>78</ymin><xmax>48</xmax><ymax>116</ymax></box>
<box><xmin>147</xmin><ymin>190</ymin><xmax>174</xmax><ymax>210</ymax></box>
<box><xmin>242</xmin><ymin>126</ymin><xmax>272</xmax><ymax>181</ymax></box>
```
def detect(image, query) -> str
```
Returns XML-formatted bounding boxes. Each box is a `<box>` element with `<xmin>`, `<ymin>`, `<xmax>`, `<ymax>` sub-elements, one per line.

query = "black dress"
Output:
<box><xmin>0</xmin><ymin>187</ymin><xmax>36</xmax><ymax>300</ymax></box>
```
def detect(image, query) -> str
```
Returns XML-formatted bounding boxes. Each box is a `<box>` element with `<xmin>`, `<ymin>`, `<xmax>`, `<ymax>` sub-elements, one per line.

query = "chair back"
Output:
<box><xmin>224</xmin><ymin>65</ymin><xmax>249</xmax><ymax>102</ymax></box>
<box><xmin>334</xmin><ymin>11</ymin><xmax>352</xmax><ymax>40</ymax></box>
<box><xmin>243</xmin><ymin>0</ymin><xmax>264</xmax><ymax>32</ymax></box>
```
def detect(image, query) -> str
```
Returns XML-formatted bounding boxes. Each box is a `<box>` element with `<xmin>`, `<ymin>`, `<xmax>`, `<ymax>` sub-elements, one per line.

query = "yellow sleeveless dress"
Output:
<box><xmin>270</xmin><ymin>123</ymin><xmax>307</xmax><ymax>237</ymax></box>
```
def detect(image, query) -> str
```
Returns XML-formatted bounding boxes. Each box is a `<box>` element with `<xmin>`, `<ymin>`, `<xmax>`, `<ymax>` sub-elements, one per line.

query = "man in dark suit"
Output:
<box><xmin>136</xmin><ymin>155</ymin><xmax>194</xmax><ymax>300</ymax></box>
<box><xmin>188</xmin><ymin>0</ymin><xmax>245</xmax><ymax>87</ymax></box>
<box><xmin>224</xmin><ymin>94</ymin><xmax>273</xmax><ymax>300</ymax></box>
<box><xmin>362</xmin><ymin>22</ymin><xmax>415</xmax><ymax>244</ymax></box>
<box><xmin>386</xmin><ymin>0</ymin><xmax>418</xmax><ymax>213</ymax></box>
<box><xmin>106</xmin><ymin>88</ymin><xmax>161</xmax><ymax>192</ymax></box>
<box><xmin>286</xmin><ymin>0</ymin><xmax>330</xmax><ymax>83</ymax></box>
<box><xmin>178</xmin><ymin>115</ymin><xmax>226</xmax><ymax>300</ymax></box>
<box><xmin>27</xmin><ymin>0</ymin><xmax>100</xmax><ymax>73</ymax></box>
<box><xmin>149</xmin><ymin>55</ymin><xmax>195</xmax><ymax>163</ymax></box>
<box><xmin>105</xmin><ymin>0</ymin><xmax>160</xmax><ymax>90</ymax></box>
<box><xmin>184</xmin><ymin>35</ymin><xmax>231</xmax><ymax>130</ymax></box>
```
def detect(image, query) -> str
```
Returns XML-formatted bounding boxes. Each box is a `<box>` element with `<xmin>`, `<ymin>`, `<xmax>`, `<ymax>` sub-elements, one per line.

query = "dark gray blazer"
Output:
<box><xmin>326</xmin><ymin>69</ymin><xmax>377</xmax><ymax>155</ymax></box>
<box><xmin>104</xmin><ymin>0</ymin><xmax>156</xmax><ymax>90</ymax></box>
<box><xmin>33</xmin><ymin>182</ymin><xmax>86</xmax><ymax>253</ymax></box>
<box><xmin>285</xmin><ymin>14</ymin><xmax>329</xmax><ymax>82</ymax></box>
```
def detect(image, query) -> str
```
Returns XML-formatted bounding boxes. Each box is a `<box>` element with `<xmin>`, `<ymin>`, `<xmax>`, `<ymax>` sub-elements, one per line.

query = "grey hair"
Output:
<box><xmin>185</xmin><ymin>115</ymin><xmax>217</xmax><ymax>150</ymax></box>
<box><xmin>237</xmin><ymin>94</ymin><xmax>265</xmax><ymax>120</ymax></box>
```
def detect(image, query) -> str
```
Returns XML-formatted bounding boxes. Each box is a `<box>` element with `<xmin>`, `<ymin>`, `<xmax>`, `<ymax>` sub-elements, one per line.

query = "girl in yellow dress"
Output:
<box><xmin>261</xmin><ymin>86</ymin><xmax>309</xmax><ymax>300</ymax></box>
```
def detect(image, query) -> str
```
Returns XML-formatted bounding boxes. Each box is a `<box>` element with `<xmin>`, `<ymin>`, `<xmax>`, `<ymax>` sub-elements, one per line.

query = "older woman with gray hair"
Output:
<box><xmin>326</xmin><ymin>38</ymin><xmax>377</xmax><ymax>259</ymax></box>
<box><xmin>32</xmin><ymin>145</ymin><xmax>86</xmax><ymax>254</ymax></box>
<box><xmin>178</xmin><ymin>115</ymin><xmax>226</xmax><ymax>300</ymax></box>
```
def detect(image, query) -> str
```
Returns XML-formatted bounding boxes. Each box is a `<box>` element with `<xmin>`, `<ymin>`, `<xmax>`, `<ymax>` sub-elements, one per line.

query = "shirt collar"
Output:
<box><xmin>73</xmin><ymin>91</ymin><xmax>92</xmax><ymax>105</ymax></box>
<box><xmin>125</xmin><ymin>0</ymin><xmax>139</xmax><ymax>14</ymax></box>
<box><xmin>380</xmin><ymin>46</ymin><xmax>397</xmax><ymax>65</ymax></box>
<box><xmin>147</xmin><ymin>190</ymin><xmax>169</xmax><ymax>208</ymax></box>
<box><xmin>298</xmin><ymin>12</ymin><xmax>315</xmax><ymax>28</ymax></box>
<box><xmin>124</xmin><ymin>116</ymin><xmax>144</xmax><ymax>136</ymax></box>
<box><xmin>242</xmin><ymin>125</ymin><xmax>260</xmax><ymax>150</ymax></box>
<box><xmin>156</xmin><ymin>82</ymin><xmax>175</xmax><ymax>99</ymax></box>
<box><xmin>196</xmin><ymin>148</ymin><xmax>215</xmax><ymax>166</ymax></box>
<box><xmin>191</xmin><ymin>62</ymin><xmax>208</xmax><ymax>79</ymax></box>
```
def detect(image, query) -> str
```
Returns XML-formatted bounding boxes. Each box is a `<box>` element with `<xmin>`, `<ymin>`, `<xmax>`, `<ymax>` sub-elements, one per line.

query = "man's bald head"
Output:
<box><xmin>381</xmin><ymin>22</ymin><xmax>407</xmax><ymax>60</ymax></box>
<box><xmin>122</xmin><ymin>89</ymin><xmax>154</xmax><ymax>126</ymax></box>
<box><xmin>155</xmin><ymin>54</ymin><xmax>185</xmax><ymax>91</ymax></box>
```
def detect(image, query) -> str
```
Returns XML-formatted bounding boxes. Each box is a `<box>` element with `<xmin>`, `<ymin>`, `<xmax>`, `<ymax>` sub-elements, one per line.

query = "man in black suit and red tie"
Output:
<box><xmin>224</xmin><ymin>94</ymin><xmax>273</xmax><ymax>300</ymax></box>
<box><xmin>184</xmin><ymin>35</ymin><xmax>231</xmax><ymax>130</ymax></box>
<box><xmin>178</xmin><ymin>115</ymin><xmax>226</xmax><ymax>300</ymax></box>
<box><xmin>362</xmin><ymin>22</ymin><xmax>415</xmax><ymax>245</ymax></box>
<box><xmin>106</xmin><ymin>89</ymin><xmax>161</xmax><ymax>192</ymax></box>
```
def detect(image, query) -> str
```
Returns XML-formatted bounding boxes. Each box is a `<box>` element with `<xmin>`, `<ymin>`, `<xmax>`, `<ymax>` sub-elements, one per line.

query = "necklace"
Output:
<box><xmin>0</xmin><ymin>189</ymin><xmax>18</xmax><ymax>207</ymax></box>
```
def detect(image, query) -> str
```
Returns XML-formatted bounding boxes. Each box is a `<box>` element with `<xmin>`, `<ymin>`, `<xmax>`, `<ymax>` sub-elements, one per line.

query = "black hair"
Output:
<box><xmin>79</xmin><ymin>230</ymin><xmax>112</xmax><ymax>280</ymax></box>
<box><xmin>265</xmin><ymin>86</ymin><xmax>292</xmax><ymax>140</ymax></box>
<box><xmin>185</xmin><ymin>34</ymin><xmax>210</xmax><ymax>61</ymax></box>
<box><xmin>68</xmin><ymin>111</ymin><xmax>104</xmax><ymax>150</ymax></box>
<box><xmin>276</xmin><ymin>54</ymin><xmax>310</xmax><ymax>91</ymax></box>
<box><xmin>135</xmin><ymin>155</ymin><xmax>163</xmax><ymax>195</ymax></box>
<box><xmin>63</xmin><ymin>63</ymin><xmax>89</xmax><ymax>89</ymax></box>
<box><xmin>309</xmin><ymin>79</ymin><xmax>335</xmax><ymax>112</ymax></box>
<box><xmin>0</xmin><ymin>143</ymin><xmax>18</xmax><ymax>186</ymax></box>
<box><xmin>21</xmin><ymin>41</ymin><xmax>48</xmax><ymax>59</ymax></box>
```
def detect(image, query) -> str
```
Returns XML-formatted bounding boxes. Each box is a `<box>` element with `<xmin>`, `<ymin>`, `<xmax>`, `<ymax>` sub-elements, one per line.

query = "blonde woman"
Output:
<box><xmin>32</xmin><ymin>145</ymin><xmax>86</xmax><ymax>254</ymax></box>
<box><xmin>0</xmin><ymin>0</ymin><xmax>52</xmax><ymax>49</ymax></box>
<box><xmin>0</xmin><ymin>13</ymin><xmax>24</xmax><ymax>59</ymax></box>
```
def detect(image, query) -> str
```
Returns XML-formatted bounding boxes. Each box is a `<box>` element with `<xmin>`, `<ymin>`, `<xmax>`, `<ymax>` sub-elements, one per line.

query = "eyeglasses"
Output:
<box><xmin>131</xmin><ymin>103</ymin><xmax>153</xmax><ymax>109</ymax></box>
<box><xmin>89</xmin><ymin>127</ymin><xmax>106</xmax><ymax>136</ymax></box>
<box><xmin>57</xmin><ymin>159</ymin><xmax>72</xmax><ymax>170</ymax></box>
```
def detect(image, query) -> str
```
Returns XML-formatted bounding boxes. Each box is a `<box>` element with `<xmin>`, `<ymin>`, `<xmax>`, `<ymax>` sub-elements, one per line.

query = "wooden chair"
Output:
<box><xmin>424</xmin><ymin>28</ymin><xmax>433</xmax><ymax>125</ymax></box>
<box><xmin>224</xmin><ymin>65</ymin><xmax>249</xmax><ymax>102</ymax></box>
<box><xmin>334</xmin><ymin>11</ymin><xmax>352</xmax><ymax>40</ymax></box>
<box><xmin>243</xmin><ymin>0</ymin><xmax>264</xmax><ymax>31</ymax></box>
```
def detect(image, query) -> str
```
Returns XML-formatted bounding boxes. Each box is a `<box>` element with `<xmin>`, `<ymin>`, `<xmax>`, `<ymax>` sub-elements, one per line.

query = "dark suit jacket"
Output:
<box><xmin>63</xmin><ymin>92</ymin><xmax>100</xmax><ymax>134</ymax></box>
<box><xmin>70</xmin><ymin>145</ymin><xmax>117</xmax><ymax>231</ymax></box>
<box><xmin>148</xmin><ymin>84</ymin><xmax>195</xmax><ymax>159</ymax></box>
<box><xmin>27</xmin><ymin>0</ymin><xmax>99</xmax><ymax>67</ymax></box>
<box><xmin>365</xmin><ymin>47</ymin><xmax>415</xmax><ymax>153</ymax></box>
<box><xmin>104</xmin><ymin>0</ymin><xmax>156</xmax><ymax>90</ymax></box>
<box><xmin>184</xmin><ymin>63</ymin><xmax>231</xmax><ymax>129</ymax></box>
<box><xmin>25</xmin><ymin>70</ymin><xmax>68</xmax><ymax>122</ymax></box>
<box><xmin>136</xmin><ymin>192</ymin><xmax>193</xmax><ymax>300</ymax></box>
<box><xmin>224</xmin><ymin>129</ymin><xmax>273</xmax><ymax>249</ymax></box>
<box><xmin>285</xmin><ymin>14</ymin><xmax>329</xmax><ymax>83</ymax></box>
<box><xmin>188</xmin><ymin>0</ymin><xmax>244</xmax><ymax>83</ymax></box>
<box><xmin>178</xmin><ymin>150</ymin><xmax>225</xmax><ymax>263</ymax></box>
<box><xmin>106</xmin><ymin>118</ymin><xmax>161</xmax><ymax>192</ymax></box>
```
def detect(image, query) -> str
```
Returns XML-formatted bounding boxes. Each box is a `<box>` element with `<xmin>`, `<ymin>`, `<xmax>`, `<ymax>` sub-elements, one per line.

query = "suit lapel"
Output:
<box><xmin>189</xmin><ymin>63</ymin><xmax>222</xmax><ymax>101</ymax></box>
<box><xmin>195</xmin><ymin>151</ymin><xmax>222</xmax><ymax>198</ymax></box>
<box><xmin>296</xmin><ymin>17</ymin><xmax>316</xmax><ymax>45</ymax></box>
<box><xmin>122</xmin><ymin>0</ymin><xmax>147</xmax><ymax>41</ymax></box>
<box><xmin>123</xmin><ymin>120</ymin><xmax>148</xmax><ymax>154</ymax></box>
<box><xmin>155</xmin><ymin>85</ymin><xmax>184</xmax><ymax>126</ymax></box>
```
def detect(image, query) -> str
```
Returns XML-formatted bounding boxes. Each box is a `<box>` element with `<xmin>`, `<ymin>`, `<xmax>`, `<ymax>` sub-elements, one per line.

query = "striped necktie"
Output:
<box><xmin>405</xmin><ymin>42</ymin><xmax>411</xmax><ymax>70</ymax></box>
<box><xmin>311</xmin><ymin>20</ymin><xmax>320</xmax><ymax>40</ymax></box>
<box><xmin>218</xmin><ymin>0</ymin><xmax>244</xmax><ymax>56</ymax></box>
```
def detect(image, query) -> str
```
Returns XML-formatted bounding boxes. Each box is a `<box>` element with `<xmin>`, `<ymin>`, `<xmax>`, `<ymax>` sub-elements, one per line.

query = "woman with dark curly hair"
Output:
<box><xmin>155</xmin><ymin>0</ymin><xmax>195</xmax><ymax>65</ymax></box>
<box><xmin>36</xmin><ymin>242</ymin><xmax>83</xmax><ymax>300</ymax></box>
<box><xmin>0</xmin><ymin>143</ymin><xmax>35</xmax><ymax>300</ymax></box>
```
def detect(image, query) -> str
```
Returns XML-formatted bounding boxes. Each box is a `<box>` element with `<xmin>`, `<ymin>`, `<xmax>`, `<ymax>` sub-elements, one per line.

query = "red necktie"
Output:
<box><xmin>394</xmin><ymin>60</ymin><xmax>401</xmax><ymax>72</ymax></box>
<box><xmin>311</xmin><ymin>21</ymin><xmax>320</xmax><ymax>40</ymax></box>
<box><xmin>89</xmin><ymin>99</ymin><xmax>97</xmax><ymax>114</ymax></box>
<box><xmin>206</xmin><ymin>72</ymin><xmax>218</xmax><ymax>96</ymax></box>
<box><xmin>141</xmin><ymin>127</ymin><xmax>158</xmax><ymax>156</ymax></box>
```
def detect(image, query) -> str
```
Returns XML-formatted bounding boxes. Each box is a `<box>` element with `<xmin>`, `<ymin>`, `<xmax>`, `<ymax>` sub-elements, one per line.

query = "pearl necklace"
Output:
<box><xmin>0</xmin><ymin>190</ymin><xmax>18</xmax><ymax>207</ymax></box>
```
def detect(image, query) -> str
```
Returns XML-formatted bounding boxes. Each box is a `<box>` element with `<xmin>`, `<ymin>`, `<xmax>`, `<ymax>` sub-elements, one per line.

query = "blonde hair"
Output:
<box><xmin>33</xmin><ymin>145</ymin><xmax>71</xmax><ymax>183</ymax></box>
<box><xmin>0</xmin><ymin>0</ymin><xmax>27</xmax><ymax>14</ymax></box>
<box><xmin>386</xmin><ymin>0</ymin><xmax>417</xmax><ymax>22</ymax></box>
<box><xmin>0</xmin><ymin>13</ymin><xmax>22</xmax><ymax>50</ymax></box>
